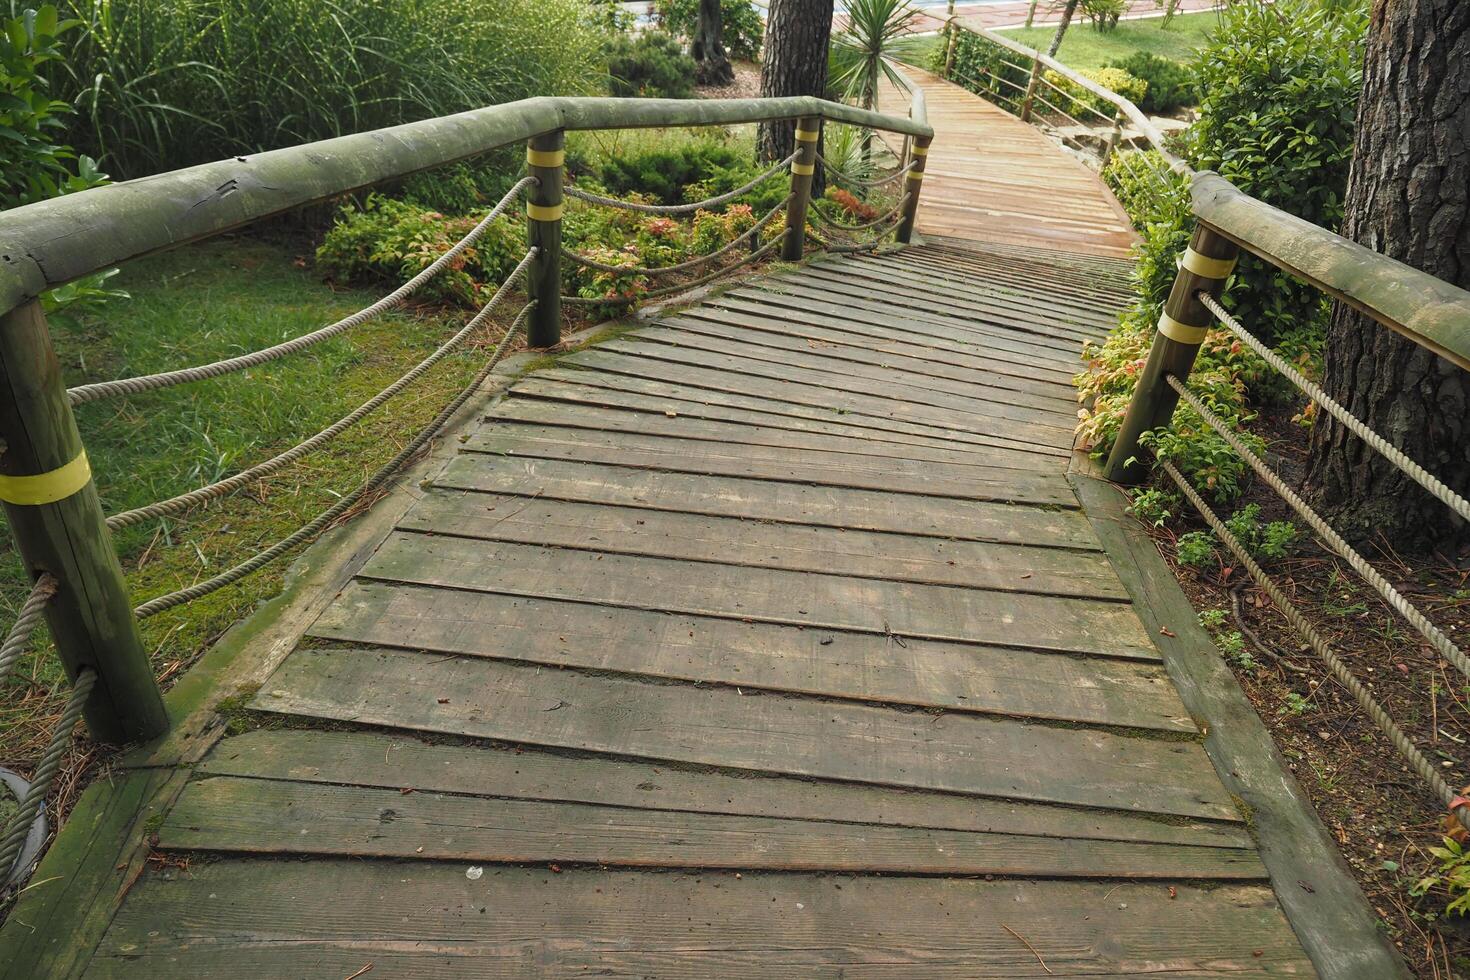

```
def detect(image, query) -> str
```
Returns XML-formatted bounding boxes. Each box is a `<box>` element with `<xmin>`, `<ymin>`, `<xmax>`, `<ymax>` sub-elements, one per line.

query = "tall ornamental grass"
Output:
<box><xmin>49</xmin><ymin>0</ymin><xmax>606</xmax><ymax>177</ymax></box>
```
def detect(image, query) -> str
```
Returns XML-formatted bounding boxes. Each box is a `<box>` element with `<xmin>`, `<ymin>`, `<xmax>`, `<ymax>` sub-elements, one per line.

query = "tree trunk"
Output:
<box><xmin>758</xmin><ymin>0</ymin><xmax>833</xmax><ymax>178</ymax></box>
<box><xmin>1024</xmin><ymin>0</ymin><xmax>1039</xmax><ymax>29</ymax></box>
<box><xmin>1046</xmin><ymin>0</ymin><xmax>1079</xmax><ymax>57</ymax></box>
<box><xmin>1305</xmin><ymin>0</ymin><xmax>1470</xmax><ymax>552</ymax></box>
<box><xmin>693</xmin><ymin>0</ymin><xmax>735</xmax><ymax>86</ymax></box>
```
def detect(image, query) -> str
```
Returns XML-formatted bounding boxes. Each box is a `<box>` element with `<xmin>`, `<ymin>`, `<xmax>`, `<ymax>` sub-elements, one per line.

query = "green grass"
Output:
<box><xmin>1</xmin><ymin>238</ymin><xmax>520</xmax><ymax>764</ymax></box>
<box><xmin>997</xmin><ymin>10</ymin><xmax>1222</xmax><ymax>70</ymax></box>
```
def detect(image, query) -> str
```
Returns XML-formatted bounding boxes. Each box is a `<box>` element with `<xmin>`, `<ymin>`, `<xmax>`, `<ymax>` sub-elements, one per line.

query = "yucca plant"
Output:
<box><xmin>831</xmin><ymin>0</ymin><xmax>920</xmax><ymax>113</ymax></box>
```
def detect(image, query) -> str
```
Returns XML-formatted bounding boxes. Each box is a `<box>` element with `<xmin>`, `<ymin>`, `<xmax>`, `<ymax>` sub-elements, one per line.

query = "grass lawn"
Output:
<box><xmin>997</xmin><ymin>10</ymin><xmax>1221</xmax><ymax>70</ymax></box>
<box><xmin>0</xmin><ymin>237</ymin><xmax>522</xmax><ymax>773</ymax></box>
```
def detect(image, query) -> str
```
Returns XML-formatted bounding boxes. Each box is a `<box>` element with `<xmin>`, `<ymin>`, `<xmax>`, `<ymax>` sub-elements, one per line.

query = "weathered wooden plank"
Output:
<box><xmin>636</xmin><ymin>319</ymin><xmax>1075</xmax><ymax>415</ymax></box>
<box><xmin>199</xmin><ymin>729</ymin><xmax>1253</xmax><ymax>847</ymax></box>
<box><xmin>397</xmin><ymin>491</ymin><xmax>1126</xmax><ymax>599</ymax></box>
<box><xmin>161</xmin><ymin>775</ymin><xmax>1265</xmax><ymax>878</ymax></box>
<box><xmin>517</xmin><ymin>364</ymin><xmax>1070</xmax><ymax>461</ymax></box>
<box><xmin>88</xmin><ymin>861</ymin><xmax>1313</xmax><ymax>978</ymax></box>
<box><xmin>359</xmin><ymin>532</ymin><xmax>1154</xmax><ymax>659</ymax></box>
<box><xmin>253</xmin><ymin>648</ymin><xmax>1237</xmax><ymax>819</ymax></box>
<box><xmin>462</xmin><ymin>425</ymin><xmax>1078</xmax><ymax>507</ymax></box>
<box><xmin>907</xmin><ymin>243</ymin><xmax>1135</xmax><ymax>299</ymax></box>
<box><xmin>558</xmin><ymin>349</ymin><xmax>1061</xmax><ymax>453</ymax></box>
<box><xmin>600</xmin><ymin>335</ymin><xmax>1076</xmax><ymax>435</ymax></box>
<box><xmin>311</xmin><ymin>581</ymin><xmax>1188</xmax><ymax>728</ymax></box>
<box><xmin>494</xmin><ymin>395</ymin><xmax>1061</xmax><ymax>473</ymax></box>
<box><xmin>430</xmin><ymin>454</ymin><xmax>1097</xmax><ymax>549</ymax></box>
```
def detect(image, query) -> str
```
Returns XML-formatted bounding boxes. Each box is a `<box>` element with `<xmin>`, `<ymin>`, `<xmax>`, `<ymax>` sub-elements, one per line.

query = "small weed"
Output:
<box><xmin>1413</xmin><ymin>837</ymin><xmax>1470</xmax><ymax>918</ymax></box>
<box><xmin>1176</xmin><ymin>531</ymin><xmax>1215</xmax><ymax>568</ymax></box>
<box><xmin>1278</xmin><ymin>692</ymin><xmax>1311</xmax><ymax>717</ymax></box>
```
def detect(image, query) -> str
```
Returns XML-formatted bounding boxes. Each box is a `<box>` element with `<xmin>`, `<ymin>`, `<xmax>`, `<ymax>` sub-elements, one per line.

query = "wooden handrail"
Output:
<box><xmin>1193</xmin><ymin>172</ymin><xmax>1470</xmax><ymax>372</ymax></box>
<box><xmin>0</xmin><ymin>94</ymin><xmax>932</xmax><ymax>317</ymax></box>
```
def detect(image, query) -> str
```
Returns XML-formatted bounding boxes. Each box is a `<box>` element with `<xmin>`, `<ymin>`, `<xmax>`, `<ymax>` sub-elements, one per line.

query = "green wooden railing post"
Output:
<box><xmin>943</xmin><ymin>4</ymin><xmax>958</xmax><ymax>79</ymax></box>
<box><xmin>781</xmin><ymin>115</ymin><xmax>821</xmax><ymax>261</ymax></box>
<box><xmin>1019</xmin><ymin>59</ymin><xmax>1043</xmax><ymax>122</ymax></box>
<box><xmin>1103</xmin><ymin>224</ymin><xmax>1240</xmax><ymax>484</ymax></box>
<box><xmin>525</xmin><ymin>129</ymin><xmax>565</xmax><ymax>348</ymax></box>
<box><xmin>896</xmin><ymin>135</ymin><xmax>931</xmax><ymax>244</ymax></box>
<box><xmin>0</xmin><ymin>301</ymin><xmax>167</xmax><ymax>742</ymax></box>
<box><xmin>1100</xmin><ymin>106</ymin><xmax>1123</xmax><ymax>170</ymax></box>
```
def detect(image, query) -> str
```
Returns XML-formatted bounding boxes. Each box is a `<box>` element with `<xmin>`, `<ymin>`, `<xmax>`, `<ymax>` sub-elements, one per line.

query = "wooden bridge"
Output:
<box><xmin>0</xmin><ymin>49</ymin><xmax>1445</xmax><ymax>980</ymax></box>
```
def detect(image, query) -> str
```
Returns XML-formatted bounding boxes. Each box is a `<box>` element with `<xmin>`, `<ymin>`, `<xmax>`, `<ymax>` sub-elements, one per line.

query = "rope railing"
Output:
<box><xmin>1162</xmin><ymin>459</ymin><xmax>1470</xmax><ymax>834</ymax></box>
<box><xmin>1164</xmin><ymin>373</ymin><xmax>1470</xmax><ymax>685</ymax></box>
<box><xmin>564</xmin><ymin>153</ymin><xmax>797</xmax><ymax>217</ymax></box>
<box><xmin>1196</xmin><ymin>291</ymin><xmax>1470</xmax><ymax>525</ymax></box>
<box><xmin>133</xmin><ymin>296</ymin><xmax>534</xmax><ymax>620</ymax></box>
<box><xmin>0</xmin><ymin>575</ymin><xmax>57</xmax><ymax>690</ymax></box>
<box><xmin>106</xmin><ymin>250</ymin><xmax>539</xmax><ymax>531</ymax></box>
<box><xmin>66</xmin><ymin>178</ymin><xmax>537</xmax><ymax>406</ymax></box>
<box><xmin>810</xmin><ymin>194</ymin><xmax>912</xmax><ymax>233</ymax></box>
<box><xmin>0</xmin><ymin>667</ymin><xmax>96</xmax><ymax>882</ymax></box>
<box><xmin>561</xmin><ymin>195</ymin><xmax>790</xmax><ymax>278</ymax></box>
<box><xmin>816</xmin><ymin>154</ymin><xmax>917</xmax><ymax>190</ymax></box>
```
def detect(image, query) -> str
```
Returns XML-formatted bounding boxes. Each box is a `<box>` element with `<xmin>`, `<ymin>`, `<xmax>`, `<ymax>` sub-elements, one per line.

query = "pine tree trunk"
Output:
<box><xmin>1045</xmin><ymin>0</ymin><xmax>1079</xmax><ymax>57</ymax></box>
<box><xmin>693</xmin><ymin>0</ymin><xmax>735</xmax><ymax>86</ymax></box>
<box><xmin>758</xmin><ymin>0</ymin><xmax>833</xmax><ymax>180</ymax></box>
<box><xmin>1304</xmin><ymin>0</ymin><xmax>1470</xmax><ymax>551</ymax></box>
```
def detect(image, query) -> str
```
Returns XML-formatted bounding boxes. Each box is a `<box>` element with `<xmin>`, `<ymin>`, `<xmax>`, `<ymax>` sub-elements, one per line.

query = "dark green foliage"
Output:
<box><xmin>606</xmin><ymin>31</ymin><xmax>696</xmax><ymax>99</ymax></box>
<box><xmin>931</xmin><ymin>30</ymin><xmax>1030</xmax><ymax>113</ymax></box>
<box><xmin>1106</xmin><ymin>52</ymin><xmax>1197</xmax><ymax>113</ymax></box>
<box><xmin>595</xmin><ymin>138</ymin><xmax>748</xmax><ymax>204</ymax></box>
<box><xmin>1185</xmin><ymin>0</ymin><xmax>1363</xmax><ymax>343</ymax></box>
<box><xmin>655</xmin><ymin>0</ymin><xmax>764</xmax><ymax>60</ymax></box>
<box><xmin>397</xmin><ymin>149</ymin><xmax>522</xmax><ymax>216</ymax></box>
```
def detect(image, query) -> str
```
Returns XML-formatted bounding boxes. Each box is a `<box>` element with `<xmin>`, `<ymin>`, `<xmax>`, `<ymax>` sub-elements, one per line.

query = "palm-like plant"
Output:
<box><xmin>832</xmin><ymin>0</ymin><xmax>921</xmax><ymax>112</ymax></box>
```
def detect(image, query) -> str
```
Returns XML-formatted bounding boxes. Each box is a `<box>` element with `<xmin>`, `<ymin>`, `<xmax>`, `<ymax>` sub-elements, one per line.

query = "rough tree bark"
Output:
<box><xmin>693</xmin><ymin>0</ymin><xmax>735</xmax><ymax>87</ymax></box>
<box><xmin>1305</xmin><ymin>0</ymin><xmax>1470</xmax><ymax>551</ymax></box>
<box><xmin>1045</xmin><ymin>0</ymin><xmax>1079</xmax><ymax>57</ymax></box>
<box><xmin>758</xmin><ymin>0</ymin><xmax>833</xmax><ymax>176</ymax></box>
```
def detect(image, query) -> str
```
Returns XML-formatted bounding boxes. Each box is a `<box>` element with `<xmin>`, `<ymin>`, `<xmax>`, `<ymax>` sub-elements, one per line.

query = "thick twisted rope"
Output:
<box><xmin>564</xmin><ymin>153</ymin><xmax>798</xmax><ymax>216</ymax></box>
<box><xmin>816</xmin><ymin>155</ymin><xmax>917</xmax><ymax>189</ymax></box>
<box><xmin>1197</xmin><ymin>291</ymin><xmax>1470</xmax><ymax>525</ymax></box>
<box><xmin>107</xmin><ymin>251</ymin><xmax>537</xmax><ymax>532</ymax></box>
<box><xmin>133</xmin><ymin>302</ymin><xmax>533</xmax><ymax>620</ymax></box>
<box><xmin>561</xmin><ymin>195</ymin><xmax>790</xmax><ymax>277</ymax></box>
<box><xmin>0</xmin><ymin>575</ymin><xmax>57</xmax><ymax>690</ymax></box>
<box><xmin>66</xmin><ymin>178</ymin><xmax>537</xmax><ymax>406</ymax></box>
<box><xmin>1161</xmin><ymin>459</ymin><xmax>1470</xmax><ymax>834</ymax></box>
<box><xmin>562</xmin><ymin>239</ymin><xmax>781</xmax><ymax>307</ymax></box>
<box><xmin>1166</xmin><ymin>373</ymin><xmax>1470</xmax><ymax>684</ymax></box>
<box><xmin>0</xmin><ymin>668</ymin><xmax>96</xmax><ymax>881</ymax></box>
<box><xmin>810</xmin><ymin>195</ymin><xmax>911</xmax><ymax>233</ymax></box>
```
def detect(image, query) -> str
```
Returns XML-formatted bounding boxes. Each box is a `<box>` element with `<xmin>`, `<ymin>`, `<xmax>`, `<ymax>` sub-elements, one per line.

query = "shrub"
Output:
<box><xmin>1043</xmin><ymin>67</ymin><xmax>1146</xmax><ymax>122</ymax></box>
<box><xmin>1223</xmin><ymin>504</ymin><xmax>1299</xmax><ymax>560</ymax></box>
<box><xmin>48</xmin><ymin>0</ymin><xmax>606</xmax><ymax>178</ymax></box>
<box><xmin>654</xmin><ymin>0</ymin><xmax>763</xmax><ymax>60</ymax></box>
<box><xmin>606</xmin><ymin>31</ymin><xmax>696</xmax><ymax>99</ymax></box>
<box><xmin>1413</xmin><ymin>837</ymin><xmax>1470</xmax><ymax>918</ymax></box>
<box><xmin>1106</xmin><ymin>53</ymin><xmax>1196</xmax><ymax>114</ymax></box>
<box><xmin>934</xmin><ymin>30</ymin><xmax>1030</xmax><ymax>114</ymax></box>
<box><xmin>1176</xmin><ymin>531</ymin><xmax>1215</xmax><ymax>568</ymax></box>
<box><xmin>592</xmin><ymin>135</ymin><xmax>788</xmax><ymax>213</ymax></box>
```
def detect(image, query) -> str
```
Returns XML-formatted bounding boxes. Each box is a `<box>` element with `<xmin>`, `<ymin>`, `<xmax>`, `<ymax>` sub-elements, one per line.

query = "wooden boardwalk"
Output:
<box><xmin>4</xmin><ymin>76</ymin><xmax>1402</xmax><ymax>980</ymax></box>
<box><xmin>889</xmin><ymin>67</ymin><xmax>1138</xmax><ymax>258</ymax></box>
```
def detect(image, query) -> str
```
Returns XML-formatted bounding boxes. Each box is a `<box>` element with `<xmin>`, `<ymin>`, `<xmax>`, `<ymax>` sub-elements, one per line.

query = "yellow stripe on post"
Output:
<box><xmin>1157</xmin><ymin>312</ymin><xmax>1208</xmax><ymax>345</ymax></box>
<box><xmin>794</xmin><ymin>128</ymin><xmax>820</xmax><ymax>143</ymax></box>
<box><xmin>526</xmin><ymin>202</ymin><xmax>564</xmax><ymax>221</ymax></box>
<box><xmin>525</xmin><ymin>147</ymin><xmax>565</xmax><ymax>168</ymax></box>
<box><xmin>0</xmin><ymin>451</ymin><xmax>92</xmax><ymax>506</ymax></box>
<box><xmin>1180</xmin><ymin>247</ymin><xmax>1237</xmax><ymax>279</ymax></box>
<box><xmin>906</xmin><ymin>170</ymin><xmax>925</xmax><ymax>182</ymax></box>
<box><xmin>910</xmin><ymin>144</ymin><xmax>929</xmax><ymax>157</ymax></box>
<box><xmin>790</xmin><ymin>161</ymin><xmax>815</xmax><ymax>176</ymax></box>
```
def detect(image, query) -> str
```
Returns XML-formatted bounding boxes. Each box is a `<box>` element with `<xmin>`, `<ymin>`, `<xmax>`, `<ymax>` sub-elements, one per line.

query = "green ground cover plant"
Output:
<box><xmin>998</xmin><ymin>9</ymin><xmax>1220</xmax><ymax>70</ymax></box>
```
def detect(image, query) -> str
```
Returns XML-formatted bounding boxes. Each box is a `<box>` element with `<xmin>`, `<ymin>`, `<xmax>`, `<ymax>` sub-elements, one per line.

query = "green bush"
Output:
<box><xmin>47</xmin><ymin>0</ymin><xmax>605</xmax><ymax>178</ymax></box>
<box><xmin>1043</xmin><ymin>67</ymin><xmax>1146</xmax><ymax>121</ymax></box>
<box><xmin>654</xmin><ymin>0</ymin><xmax>763</xmax><ymax>60</ymax></box>
<box><xmin>934</xmin><ymin>30</ymin><xmax>1029</xmax><ymax>114</ymax></box>
<box><xmin>606</xmin><ymin>31</ymin><xmax>696</xmax><ymax>99</ymax></box>
<box><xmin>1106</xmin><ymin>53</ymin><xmax>1197</xmax><ymax>113</ymax></box>
<box><xmin>1185</xmin><ymin>0</ymin><xmax>1363</xmax><ymax>343</ymax></box>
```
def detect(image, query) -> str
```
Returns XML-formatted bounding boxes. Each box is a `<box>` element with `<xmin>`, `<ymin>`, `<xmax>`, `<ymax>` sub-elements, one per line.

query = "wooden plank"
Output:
<box><xmin>494</xmin><ymin>395</ymin><xmax>1061</xmax><ymax>473</ymax></box>
<box><xmin>161</xmin><ymin>775</ymin><xmax>1265</xmax><ymax>878</ymax></box>
<box><xmin>88</xmin><ymin>861</ymin><xmax>1314</xmax><ymax>978</ymax></box>
<box><xmin>600</xmin><ymin>335</ymin><xmax>1076</xmax><ymax>435</ymax></box>
<box><xmin>462</xmin><ymin>425</ymin><xmax>1079</xmax><ymax>507</ymax></box>
<box><xmin>253</xmin><ymin>647</ymin><xmax>1239</xmax><ymax>820</ymax></box>
<box><xmin>396</xmin><ymin>491</ymin><xmax>1127</xmax><ymax>600</ymax></box>
<box><xmin>559</xmin><ymin>348</ymin><xmax>1066</xmax><ymax>454</ymax></box>
<box><xmin>518</xmin><ymin>364</ymin><xmax>1071</xmax><ymax>458</ymax></box>
<box><xmin>358</xmin><ymin>531</ymin><xmax>1155</xmax><ymax>659</ymax></box>
<box><xmin>198</xmin><ymin>729</ymin><xmax>1254</xmax><ymax>848</ymax></box>
<box><xmin>1070</xmin><ymin>466</ymin><xmax>1412</xmax><ymax>978</ymax></box>
<box><xmin>311</xmin><ymin>581</ymin><xmax>1190</xmax><ymax>729</ymax></box>
<box><xmin>429</xmin><ymin>454</ymin><xmax>1099</xmax><ymax>549</ymax></box>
